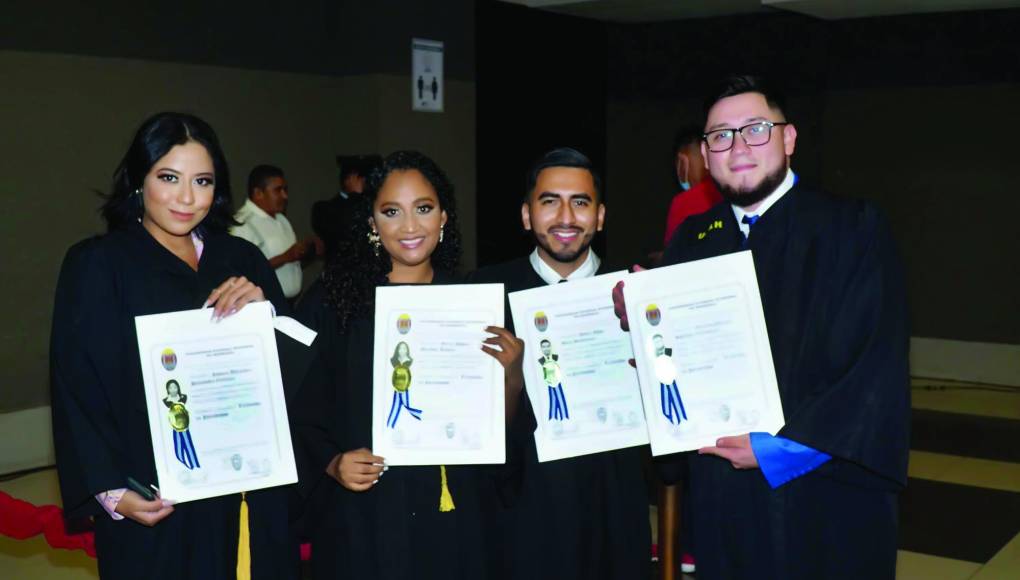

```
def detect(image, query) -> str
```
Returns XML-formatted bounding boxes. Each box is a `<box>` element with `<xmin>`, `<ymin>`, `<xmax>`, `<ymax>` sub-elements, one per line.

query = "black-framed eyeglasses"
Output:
<box><xmin>702</xmin><ymin>121</ymin><xmax>789</xmax><ymax>153</ymax></box>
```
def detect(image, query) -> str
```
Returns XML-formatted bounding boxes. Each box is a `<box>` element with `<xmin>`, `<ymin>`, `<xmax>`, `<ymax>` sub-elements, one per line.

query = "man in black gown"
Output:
<box><xmin>640</xmin><ymin>75</ymin><xmax>910</xmax><ymax>579</ymax></box>
<box><xmin>471</xmin><ymin>148</ymin><xmax>651</xmax><ymax>580</ymax></box>
<box><xmin>311</xmin><ymin>155</ymin><xmax>380</xmax><ymax>258</ymax></box>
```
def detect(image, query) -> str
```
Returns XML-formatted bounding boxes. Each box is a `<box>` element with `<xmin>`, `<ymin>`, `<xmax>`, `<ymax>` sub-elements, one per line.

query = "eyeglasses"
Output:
<box><xmin>702</xmin><ymin>121</ymin><xmax>789</xmax><ymax>153</ymax></box>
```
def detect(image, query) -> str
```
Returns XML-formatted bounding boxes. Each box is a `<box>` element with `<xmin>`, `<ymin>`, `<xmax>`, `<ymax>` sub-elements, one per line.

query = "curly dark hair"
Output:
<box><xmin>323</xmin><ymin>150</ymin><xmax>462</xmax><ymax>329</ymax></box>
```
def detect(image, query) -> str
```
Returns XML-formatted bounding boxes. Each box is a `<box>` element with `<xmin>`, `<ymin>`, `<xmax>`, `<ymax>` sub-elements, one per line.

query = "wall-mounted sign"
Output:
<box><xmin>412</xmin><ymin>38</ymin><xmax>444</xmax><ymax>113</ymax></box>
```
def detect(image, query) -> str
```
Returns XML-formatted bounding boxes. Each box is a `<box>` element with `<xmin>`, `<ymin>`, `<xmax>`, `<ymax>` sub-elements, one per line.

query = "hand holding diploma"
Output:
<box><xmin>203</xmin><ymin>275</ymin><xmax>266</xmax><ymax>321</ymax></box>
<box><xmin>115</xmin><ymin>491</ymin><xmax>175</xmax><ymax>527</ymax></box>
<box><xmin>330</xmin><ymin>448</ymin><xmax>387</xmax><ymax>492</ymax></box>
<box><xmin>699</xmin><ymin>433</ymin><xmax>759</xmax><ymax>469</ymax></box>
<box><xmin>482</xmin><ymin>326</ymin><xmax>525</xmax><ymax>421</ymax></box>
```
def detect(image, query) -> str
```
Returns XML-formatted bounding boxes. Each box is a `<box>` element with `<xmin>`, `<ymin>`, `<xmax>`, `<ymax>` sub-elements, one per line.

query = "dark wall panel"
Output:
<box><xmin>1</xmin><ymin>0</ymin><xmax>475</xmax><ymax>79</ymax></box>
<box><xmin>603</xmin><ymin>8</ymin><xmax>1020</xmax><ymax>344</ymax></box>
<box><xmin>475</xmin><ymin>0</ymin><xmax>608</xmax><ymax>266</ymax></box>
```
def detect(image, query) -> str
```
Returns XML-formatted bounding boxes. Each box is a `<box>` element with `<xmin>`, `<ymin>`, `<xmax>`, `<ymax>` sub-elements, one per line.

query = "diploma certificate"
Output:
<box><xmin>509</xmin><ymin>272</ymin><xmax>648</xmax><ymax>462</ymax></box>
<box><xmin>373</xmin><ymin>284</ymin><xmax>505</xmax><ymax>465</ymax></box>
<box><xmin>623</xmin><ymin>251</ymin><xmax>784</xmax><ymax>456</ymax></box>
<box><xmin>135</xmin><ymin>302</ymin><xmax>298</xmax><ymax>502</ymax></box>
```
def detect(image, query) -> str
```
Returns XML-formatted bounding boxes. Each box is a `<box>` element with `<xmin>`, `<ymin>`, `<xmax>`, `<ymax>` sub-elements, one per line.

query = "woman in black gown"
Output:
<box><xmin>292</xmin><ymin>151</ymin><xmax>523</xmax><ymax>580</ymax></box>
<box><xmin>50</xmin><ymin>112</ymin><xmax>296</xmax><ymax>579</ymax></box>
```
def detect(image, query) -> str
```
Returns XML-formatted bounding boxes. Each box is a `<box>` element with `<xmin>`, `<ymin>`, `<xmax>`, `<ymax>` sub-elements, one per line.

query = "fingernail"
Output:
<box><xmin>383</xmin><ymin>466</ymin><xmax>389</xmax><ymax>472</ymax></box>
<box><xmin>372</xmin><ymin>479</ymin><xmax>379</xmax><ymax>485</ymax></box>
<box><xmin>229</xmin><ymin>308</ymin><xmax>238</xmax><ymax>315</ymax></box>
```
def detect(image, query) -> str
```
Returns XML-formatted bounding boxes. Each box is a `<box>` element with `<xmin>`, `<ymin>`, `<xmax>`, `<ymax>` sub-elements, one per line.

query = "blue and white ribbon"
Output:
<box><xmin>387</xmin><ymin>390</ymin><xmax>423</xmax><ymax>428</ymax></box>
<box><xmin>173</xmin><ymin>429</ymin><xmax>201</xmax><ymax>469</ymax></box>
<box><xmin>660</xmin><ymin>380</ymin><xmax>688</xmax><ymax>424</ymax></box>
<box><xmin>548</xmin><ymin>383</ymin><xmax>570</xmax><ymax>421</ymax></box>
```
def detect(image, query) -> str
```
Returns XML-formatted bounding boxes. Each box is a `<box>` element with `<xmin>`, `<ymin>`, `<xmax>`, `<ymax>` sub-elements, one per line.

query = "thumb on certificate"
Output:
<box><xmin>612</xmin><ymin>281</ymin><xmax>630</xmax><ymax>332</ymax></box>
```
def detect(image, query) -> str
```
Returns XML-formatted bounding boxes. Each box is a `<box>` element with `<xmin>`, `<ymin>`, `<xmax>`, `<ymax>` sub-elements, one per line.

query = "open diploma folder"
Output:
<box><xmin>135</xmin><ymin>302</ymin><xmax>298</xmax><ymax>503</ymax></box>
<box><xmin>509</xmin><ymin>272</ymin><xmax>649</xmax><ymax>462</ymax></box>
<box><xmin>623</xmin><ymin>251</ymin><xmax>785</xmax><ymax>456</ymax></box>
<box><xmin>372</xmin><ymin>284</ymin><xmax>506</xmax><ymax>465</ymax></box>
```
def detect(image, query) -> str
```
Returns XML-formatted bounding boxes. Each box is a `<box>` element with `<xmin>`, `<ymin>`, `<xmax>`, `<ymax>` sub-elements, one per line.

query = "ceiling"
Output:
<box><xmin>500</xmin><ymin>0</ymin><xmax>1020</xmax><ymax>22</ymax></box>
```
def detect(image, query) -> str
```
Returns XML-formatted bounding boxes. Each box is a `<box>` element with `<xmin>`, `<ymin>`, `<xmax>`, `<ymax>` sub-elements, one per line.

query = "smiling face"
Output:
<box><xmin>702</xmin><ymin>92</ymin><xmax>797</xmax><ymax>208</ymax></box>
<box><xmin>522</xmin><ymin>166</ymin><xmax>605</xmax><ymax>271</ymax></box>
<box><xmin>370</xmin><ymin>169</ymin><xmax>447</xmax><ymax>273</ymax></box>
<box><xmin>141</xmin><ymin>141</ymin><xmax>215</xmax><ymax>245</ymax></box>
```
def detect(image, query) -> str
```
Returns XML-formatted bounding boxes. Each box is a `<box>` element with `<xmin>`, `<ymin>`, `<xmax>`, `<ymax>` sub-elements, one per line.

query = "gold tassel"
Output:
<box><xmin>237</xmin><ymin>491</ymin><xmax>251</xmax><ymax>580</ymax></box>
<box><xmin>439</xmin><ymin>465</ymin><xmax>456</xmax><ymax>512</ymax></box>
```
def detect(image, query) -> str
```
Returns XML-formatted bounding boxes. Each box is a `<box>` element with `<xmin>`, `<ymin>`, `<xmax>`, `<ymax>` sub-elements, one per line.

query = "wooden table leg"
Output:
<box><xmin>658</xmin><ymin>482</ymin><xmax>680</xmax><ymax>580</ymax></box>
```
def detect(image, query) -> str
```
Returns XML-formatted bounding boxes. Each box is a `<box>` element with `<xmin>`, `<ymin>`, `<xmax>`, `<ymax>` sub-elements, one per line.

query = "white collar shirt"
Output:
<box><xmin>231</xmin><ymin>199</ymin><xmax>301</xmax><ymax>298</ymax></box>
<box><xmin>528</xmin><ymin>248</ymin><xmax>601</xmax><ymax>286</ymax></box>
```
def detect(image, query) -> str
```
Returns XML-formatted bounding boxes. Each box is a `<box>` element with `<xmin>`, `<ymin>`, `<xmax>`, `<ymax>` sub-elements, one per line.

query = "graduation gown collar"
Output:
<box><xmin>383</xmin><ymin>268</ymin><xmax>459</xmax><ymax>286</ymax></box>
<box><xmin>121</xmin><ymin>221</ymin><xmax>208</xmax><ymax>276</ymax></box>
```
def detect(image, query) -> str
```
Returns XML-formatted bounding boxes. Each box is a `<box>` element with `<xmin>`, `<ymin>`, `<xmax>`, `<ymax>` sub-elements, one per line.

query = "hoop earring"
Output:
<box><xmin>439</xmin><ymin>226</ymin><xmax>444</xmax><ymax>244</ymax></box>
<box><xmin>367</xmin><ymin>230</ymin><xmax>382</xmax><ymax>257</ymax></box>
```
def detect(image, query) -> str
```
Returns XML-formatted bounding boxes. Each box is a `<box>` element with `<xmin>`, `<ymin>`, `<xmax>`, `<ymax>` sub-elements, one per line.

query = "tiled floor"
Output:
<box><xmin>2</xmin><ymin>381</ymin><xmax>1018</xmax><ymax>579</ymax></box>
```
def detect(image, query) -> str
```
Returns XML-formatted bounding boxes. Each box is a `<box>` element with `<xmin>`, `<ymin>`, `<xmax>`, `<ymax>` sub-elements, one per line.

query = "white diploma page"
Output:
<box><xmin>509</xmin><ymin>272</ymin><xmax>649</xmax><ymax>462</ymax></box>
<box><xmin>135</xmin><ymin>302</ymin><xmax>298</xmax><ymax>503</ymax></box>
<box><xmin>623</xmin><ymin>251</ymin><xmax>784</xmax><ymax>456</ymax></box>
<box><xmin>372</xmin><ymin>284</ymin><xmax>505</xmax><ymax>466</ymax></box>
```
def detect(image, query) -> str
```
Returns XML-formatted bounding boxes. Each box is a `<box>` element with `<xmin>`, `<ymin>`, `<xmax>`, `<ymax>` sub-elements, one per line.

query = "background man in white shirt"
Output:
<box><xmin>231</xmin><ymin>164</ymin><xmax>319</xmax><ymax>301</ymax></box>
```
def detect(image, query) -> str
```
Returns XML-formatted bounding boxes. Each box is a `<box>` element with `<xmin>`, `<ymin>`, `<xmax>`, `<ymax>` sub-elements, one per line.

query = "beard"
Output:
<box><xmin>713</xmin><ymin>164</ymin><xmax>787</xmax><ymax>208</ymax></box>
<box><xmin>534</xmin><ymin>229</ymin><xmax>595</xmax><ymax>264</ymax></box>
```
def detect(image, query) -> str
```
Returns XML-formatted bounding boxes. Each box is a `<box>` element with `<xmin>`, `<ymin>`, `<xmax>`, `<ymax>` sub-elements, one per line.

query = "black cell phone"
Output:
<box><xmin>126</xmin><ymin>476</ymin><xmax>156</xmax><ymax>501</ymax></box>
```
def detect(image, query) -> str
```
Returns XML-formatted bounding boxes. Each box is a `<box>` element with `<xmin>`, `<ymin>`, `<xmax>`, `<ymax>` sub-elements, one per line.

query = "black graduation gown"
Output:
<box><xmin>469</xmin><ymin>257</ymin><xmax>652</xmax><ymax>580</ymax></box>
<box><xmin>49</xmin><ymin>223</ymin><xmax>299</xmax><ymax>580</ymax></box>
<box><xmin>661</xmin><ymin>185</ymin><xmax>911</xmax><ymax>580</ymax></box>
<box><xmin>290</xmin><ymin>272</ymin><xmax>495</xmax><ymax>580</ymax></box>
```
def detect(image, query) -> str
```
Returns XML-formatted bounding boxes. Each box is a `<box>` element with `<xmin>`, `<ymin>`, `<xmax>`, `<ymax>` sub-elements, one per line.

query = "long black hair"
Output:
<box><xmin>101</xmin><ymin>112</ymin><xmax>237</xmax><ymax>235</ymax></box>
<box><xmin>323</xmin><ymin>150</ymin><xmax>462</xmax><ymax>329</ymax></box>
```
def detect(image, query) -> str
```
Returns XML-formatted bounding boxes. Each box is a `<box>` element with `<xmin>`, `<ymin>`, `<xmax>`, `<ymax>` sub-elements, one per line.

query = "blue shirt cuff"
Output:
<box><xmin>750</xmin><ymin>432</ymin><xmax>831</xmax><ymax>489</ymax></box>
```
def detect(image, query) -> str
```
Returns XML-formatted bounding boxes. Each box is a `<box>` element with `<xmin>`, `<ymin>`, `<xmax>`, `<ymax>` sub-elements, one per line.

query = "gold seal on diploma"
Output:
<box><xmin>392</xmin><ymin>365</ymin><xmax>412</xmax><ymax>392</ymax></box>
<box><xmin>168</xmin><ymin>403</ymin><xmax>190</xmax><ymax>431</ymax></box>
